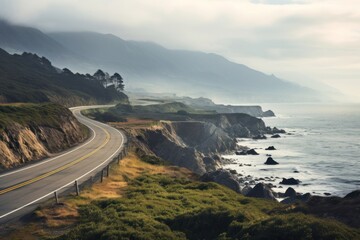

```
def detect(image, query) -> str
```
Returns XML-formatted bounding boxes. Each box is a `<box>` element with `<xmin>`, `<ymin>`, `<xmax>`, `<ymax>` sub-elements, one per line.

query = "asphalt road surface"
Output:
<box><xmin>0</xmin><ymin>105</ymin><xmax>126</xmax><ymax>224</ymax></box>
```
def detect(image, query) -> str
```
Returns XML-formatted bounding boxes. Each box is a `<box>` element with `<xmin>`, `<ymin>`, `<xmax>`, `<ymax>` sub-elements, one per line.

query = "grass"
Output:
<box><xmin>0</xmin><ymin>102</ymin><xmax>73</xmax><ymax>130</ymax></box>
<box><xmin>2</xmin><ymin>151</ymin><xmax>359</xmax><ymax>240</ymax></box>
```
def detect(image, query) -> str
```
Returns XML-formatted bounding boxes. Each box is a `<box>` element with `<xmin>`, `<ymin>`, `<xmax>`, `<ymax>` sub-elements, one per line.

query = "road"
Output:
<box><xmin>0</xmin><ymin>105</ymin><xmax>126</xmax><ymax>224</ymax></box>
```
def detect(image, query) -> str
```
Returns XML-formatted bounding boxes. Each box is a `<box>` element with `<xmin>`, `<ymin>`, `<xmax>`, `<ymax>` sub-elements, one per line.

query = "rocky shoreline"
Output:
<box><xmin>114</xmin><ymin>111</ymin><xmax>360</xmax><ymax>228</ymax></box>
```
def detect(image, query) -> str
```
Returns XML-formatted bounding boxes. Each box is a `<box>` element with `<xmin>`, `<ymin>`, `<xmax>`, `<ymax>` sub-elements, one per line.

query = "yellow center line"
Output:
<box><xmin>0</xmin><ymin>125</ymin><xmax>111</xmax><ymax>195</ymax></box>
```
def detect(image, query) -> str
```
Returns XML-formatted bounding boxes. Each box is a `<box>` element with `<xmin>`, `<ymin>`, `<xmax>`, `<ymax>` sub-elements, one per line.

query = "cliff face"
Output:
<box><xmin>190</xmin><ymin>113</ymin><xmax>268</xmax><ymax>138</ymax></box>
<box><xmin>0</xmin><ymin>103</ymin><xmax>88</xmax><ymax>170</ymax></box>
<box><xmin>119</xmin><ymin>113</ymin><xmax>272</xmax><ymax>175</ymax></box>
<box><xmin>125</xmin><ymin>121</ymin><xmax>236</xmax><ymax>175</ymax></box>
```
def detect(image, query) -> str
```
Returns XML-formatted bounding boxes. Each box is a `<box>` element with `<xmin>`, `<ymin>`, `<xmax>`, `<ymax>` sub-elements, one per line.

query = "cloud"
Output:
<box><xmin>250</xmin><ymin>0</ymin><xmax>308</xmax><ymax>5</ymax></box>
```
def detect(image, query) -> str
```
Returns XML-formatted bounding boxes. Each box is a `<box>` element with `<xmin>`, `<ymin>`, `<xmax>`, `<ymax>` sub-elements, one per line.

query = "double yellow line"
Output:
<box><xmin>0</xmin><ymin>126</ymin><xmax>110</xmax><ymax>195</ymax></box>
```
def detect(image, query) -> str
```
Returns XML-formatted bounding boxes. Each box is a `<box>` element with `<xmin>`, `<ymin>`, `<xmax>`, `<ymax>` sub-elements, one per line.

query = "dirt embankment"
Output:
<box><xmin>0</xmin><ymin>103</ymin><xmax>88</xmax><ymax>170</ymax></box>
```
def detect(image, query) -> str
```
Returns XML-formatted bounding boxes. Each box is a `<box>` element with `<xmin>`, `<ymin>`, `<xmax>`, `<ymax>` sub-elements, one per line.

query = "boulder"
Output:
<box><xmin>281</xmin><ymin>193</ymin><xmax>311</xmax><ymax>204</ymax></box>
<box><xmin>273</xmin><ymin>127</ymin><xmax>286</xmax><ymax>134</ymax></box>
<box><xmin>241</xmin><ymin>186</ymin><xmax>253</xmax><ymax>195</ymax></box>
<box><xmin>246</xmin><ymin>149</ymin><xmax>259</xmax><ymax>155</ymax></box>
<box><xmin>201</xmin><ymin>169</ymin><xmax>241</xmax><ymax>193</ymax></box>
<box><xmin>265</xmin><ymin>146</ymin><xmax>276</xmax><ymax>151</ymax></box>
<box><xmin>280</xmin><ymin>178</ymin><xmax>300</xmax><ymax>185</ymax></box>
<box><xmin>344</xmin><ymin>190</ymin><xmax>360</xmax><ymax>199</ymax></box>
<box><xmin>235</xmin><ymin>149</ymin><xmax>259</xmax><ymax>155</ymax></box>
<box><xmin>253</xmin><ymin>134</ymin><xmax>267</xmax><ymax>140</ymax></box>
<box><xmin>235</xmin><ymin>151</ymin><xmax>247</xmax><ymax>155</ymax></box>
<box><xmin>246</xmin><ymin>183</ymin><xmax>276</xmax><ymax>200</ymax></box>
<box><xmin>264</xmin><ymin>157</ymin><xmax>279</xmax><ymax>165</ymax></box>
<box><xmin>271</xmin><ymin>134</ymin><xmax>281</xmax><ymax>138</ymax></box>
<box><xmin>284</xmin><ymin>187</ymin><xmax>297</xmax><ymax>198</ymax></box>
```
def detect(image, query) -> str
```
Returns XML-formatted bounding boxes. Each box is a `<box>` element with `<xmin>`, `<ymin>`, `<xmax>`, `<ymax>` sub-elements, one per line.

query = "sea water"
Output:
<box><xmin>222</xmin><ymin>103</ymin><xmax>360</xmax><ymax>197</ymax></box>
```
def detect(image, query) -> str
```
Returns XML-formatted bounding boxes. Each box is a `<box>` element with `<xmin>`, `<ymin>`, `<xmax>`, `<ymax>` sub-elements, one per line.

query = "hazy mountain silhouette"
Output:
<box><xmin>0</xmin><ymin>20</ymin><xmax>319</xmax><ymax>102</ymax></box>
<box><xmin>0</xmin><ymin>48</ymin><xmax>128</xmax><ymax>106</ymax></box>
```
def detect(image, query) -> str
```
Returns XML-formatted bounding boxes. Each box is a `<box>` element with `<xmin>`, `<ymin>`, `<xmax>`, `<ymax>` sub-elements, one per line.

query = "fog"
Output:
<box><xmin>1</xmin><ymin>0</ymin><xmax>359</xmax><ymax>101</ymax></box>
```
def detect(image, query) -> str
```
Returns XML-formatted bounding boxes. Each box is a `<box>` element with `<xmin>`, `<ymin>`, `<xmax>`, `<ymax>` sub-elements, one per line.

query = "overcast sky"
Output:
<box><xmin>1</xmin><ymin>0</ymin><xmax>359</xmax><ymax>101</ymax></box>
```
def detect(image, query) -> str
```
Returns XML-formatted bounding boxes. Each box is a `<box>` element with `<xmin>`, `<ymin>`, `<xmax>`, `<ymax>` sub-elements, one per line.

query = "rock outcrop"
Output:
<box><xmin>280</xmin><ymin>178</ymin><xmax>301</xmax><ymax>185</ymax></box>
<box><xmin>246</xmin><ymin>183</ymin><xmax>276</xmax><ymax>200</ymax></box>
<box><xmin>201</xmin><ymin>169</ymin><xmax>241</xmax><ymax>193</ymax></box>
<box><xmin>235</xmin><ymin>149</ymin><xmax>259</xmax><ymax>155</ymax></box>
<box><xmin>264</xmin><ymin>157</ymin><xmax>279</xmax><ymax>165</ymax></box>
<box><xmin>0</xmin><ymin>103</ymin><xmax>88</xmax><ymax>170</ymax></box>
<box><xmin>265</xmin><ymin>146</ymin><xmax>276</xmax><ymax>151</ymax></box>
<box><xmin>124</xmin><ymin>121</ymin><xmax>237</xmax><ymax>175</ymax></box>
<box><xmin>301</xmin><ymin>190</ymin><xmax>360</xmax><ymax>228</ymax></box>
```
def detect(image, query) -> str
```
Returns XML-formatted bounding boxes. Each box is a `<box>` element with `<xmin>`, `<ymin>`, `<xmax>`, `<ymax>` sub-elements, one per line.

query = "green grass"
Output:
<box><xmin>58</xmin><ymin>173</ymin><xmax>360</xmax><ymax>240</ymax></box>
<box><xmin>0</xmin><ymin>103</ymin><xmax>72</xmax><ymax>130</ymax></box>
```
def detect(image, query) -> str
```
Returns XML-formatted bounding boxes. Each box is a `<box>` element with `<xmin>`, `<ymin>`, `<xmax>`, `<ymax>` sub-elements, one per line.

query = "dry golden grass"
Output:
<box><xmin>1</xmin><ymin>151</ymin><xmax>195</xmax><ymax>239</ymax></box>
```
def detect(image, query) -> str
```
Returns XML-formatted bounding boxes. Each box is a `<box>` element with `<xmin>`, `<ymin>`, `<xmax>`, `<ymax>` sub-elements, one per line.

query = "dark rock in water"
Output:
<box><xmin>235</xmin><ymin>149</ymin><xmax>259</xmax><ymax>155</ymax></box>
<box><xmin>280</xmin><ymin>178</ymin><xmax>300</xmax><ymax>185</ymax></box>
<box><xmin>213</xmin><ymin>154</ymin><xmax>221</xmax><ymax>161</ymax></box>
<box><xmin>273</xmin><ymin>127</ymin><xmax>286</xmax><ymax>134</ymax></box>
<box><xmin>266</xmin><ymin>154</ymin><xmax>272</xmax><ymax>157</ymax></box>
<box><xmin>284</xmin><ymin>187</ymin><xmax>297</xmax><ymax>198</ymax></box>
<box><xmin>265</xmin><ymin>146</ymin><xmax>276</xmax><ymax>151</ymax></box>
<box><xmin>264</xmin><ymin>157</ymin><xmax>279</xmax><ymax>165</ymax></box>
<box><xmin>344</xmin><ymin>190</ymin><xmax>360</xmax><ymax>199</ymax></box>
<box><xmin>293</xmin><ymin>170</ymin><xmax>300</xmax><ymax>173</ymax></box>
<box><xmin>271</xmin><ymin>134</ymin><xmax>281</xmax><ymax>138</ymax></box>
<box><xmin>253</xmin><ymin>134</ymin><xmax>267</xmax><ymax>140</ymax></box>
<box><xmin>324</xmin><ymin>192</ymin><xmax>332</xmax><ymax>196</ymax></box>
<box><xmin>263</xmin><ymin>110</ymin><xmax>275</xmax><ymax>117</ymax></box>
<box><xmin>229</xmin><ymin>169</ymin><xmax>237</xmax><ymax>175</ymax></box>
<box><xmin>247</xmin><ymin>149</ymin><xmax>259</xmax><ymax>155</ymax></box>
<box><xmin>246</xmin><ymin>183</ymin><xmax>276</xmax><ymax>200</ymax></box>
<box><xmin>201</xmin><ymin>169</ymin><xmax>241</xmax><ymax>193</ymax></box>
<box><xmin>235</xmin><ymin>151</ymin><xmax>247</xmax><ymax>155</ymax></box>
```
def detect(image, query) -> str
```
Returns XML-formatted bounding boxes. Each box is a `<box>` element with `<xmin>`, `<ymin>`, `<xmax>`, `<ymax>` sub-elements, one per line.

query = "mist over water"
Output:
<box><xmin>223</xmin><ymin>103</ymin><xmax>360</xmax><ymax>197</ymax></box>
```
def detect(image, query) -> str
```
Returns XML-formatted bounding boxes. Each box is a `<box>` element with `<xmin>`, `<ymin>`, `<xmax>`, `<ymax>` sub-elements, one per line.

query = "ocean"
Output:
<box><xmin>222</xmin><ymin>103</ymin><xmax>360</xmax><ymax>197</ymax></box>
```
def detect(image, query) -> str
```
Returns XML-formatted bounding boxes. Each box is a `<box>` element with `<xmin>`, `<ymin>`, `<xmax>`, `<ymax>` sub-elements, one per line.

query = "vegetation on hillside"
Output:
<box><xmin>2</xmin><ymin>151</ymin><xmax>359</xmax><ymax>239</ymax></box>
<box><xmin>0</xmin><ymin>48</ymin><xmax>128</xmax><ymax>107</ymax></box>
<box><xmin>59</xmin><ymin>158</ymin><xmax>360</xmax><ymax>240</ymax></box>
<box><xmin>0</xmin><ymin>103</ymin><xmax>81</xmax><ymax>130</ymax></box>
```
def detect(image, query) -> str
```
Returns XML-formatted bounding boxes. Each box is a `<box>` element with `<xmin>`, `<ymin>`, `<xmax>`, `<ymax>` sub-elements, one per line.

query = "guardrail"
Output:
<box><xmin>52</xmin><ymin>141</ymin><xmax>130</xmax><ymax>203</ymax></box>
<box><xmin>0</xmin><ymin>138</ymin><xmax>129</xmax><ymax>223</ymax></box>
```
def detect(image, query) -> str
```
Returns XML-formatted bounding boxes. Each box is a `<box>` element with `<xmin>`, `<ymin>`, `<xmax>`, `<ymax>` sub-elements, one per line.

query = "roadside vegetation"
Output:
<box><xmin>2</xmin><ymin>150</ymin><xmax>359</xmax><ymax>240</ymax></box>
<box><xmin>0</xmin><ymin>103</ymin><xmax>81</xmax><ymax>130</ymax></box>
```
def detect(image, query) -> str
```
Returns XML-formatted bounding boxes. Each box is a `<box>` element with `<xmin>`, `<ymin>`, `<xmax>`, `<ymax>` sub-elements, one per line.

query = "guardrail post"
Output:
<box><xmin>101</xmin><ymin>169</ymin><xmax>104</xmax><ymax>183</ymax></box>
<box><xmin>75</xmin><ymin>180</ymin><xmax>80</xmax><ymax>196</ymax></box>
<box><xmin>54</xmin><ymin>191</ymin><xmax>59</xmax><ymax>204</ymax></box>
<box><xmin>107</xmin><ymin>165</ymin><xmax>110</xmax><ymax>177</ymax></box>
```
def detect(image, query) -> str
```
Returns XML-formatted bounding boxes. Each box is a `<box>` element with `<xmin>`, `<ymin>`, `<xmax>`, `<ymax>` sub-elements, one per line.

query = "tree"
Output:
<box><xmin>110</xmin><ymin>73</ymin><xmax>124</xmax><ymax>91</ymax></box>
<box><xmin>94</xmin><ymin>69</ymin><xmax>107</xmax><ymax>87</ymax></box>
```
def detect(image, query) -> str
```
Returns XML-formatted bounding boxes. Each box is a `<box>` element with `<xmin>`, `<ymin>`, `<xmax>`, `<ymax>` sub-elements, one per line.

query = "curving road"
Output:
<box><xmin>0</xmin><ymin>105</ymin><xmax>126</xmax><ymax>224</ymax></box>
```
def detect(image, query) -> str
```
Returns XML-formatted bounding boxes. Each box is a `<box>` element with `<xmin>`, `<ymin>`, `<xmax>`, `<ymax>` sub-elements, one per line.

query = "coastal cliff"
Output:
<box><xmin>120</xmin><ymin>113</ymin><xmax>271</xmax><ymax>175</ymax></box>
<box><xmin>0</xmin><ymin>103</ymin><xmax>88</xmax><ymax>170</ymax></box>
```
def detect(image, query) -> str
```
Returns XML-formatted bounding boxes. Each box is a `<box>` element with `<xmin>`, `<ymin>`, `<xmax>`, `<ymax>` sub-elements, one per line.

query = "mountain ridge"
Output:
<box><xmin>0</xmin><ymin>20</ymin><xmax>319</xmax><ymax>103</ymax></box>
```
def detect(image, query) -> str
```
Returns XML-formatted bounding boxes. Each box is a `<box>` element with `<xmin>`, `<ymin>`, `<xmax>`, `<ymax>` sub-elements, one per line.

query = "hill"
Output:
<box><xmin>0</xmin><ymin>20</ymin><xmax>319</xmax><ymax>103</ymax></box>
<box><xmin>50</xmin><ymin>32</ymin><xmax>318</xmax><ymax>102</ymax></box>
<box><xmin>0</xmin><ymin>48</ymin><xmax>128</xmax><ymax>107</ymax></box>
<box><xmin>0</xmin><ymin>103</ymin><xmax>88</xmax><ymax>170</ymax></box>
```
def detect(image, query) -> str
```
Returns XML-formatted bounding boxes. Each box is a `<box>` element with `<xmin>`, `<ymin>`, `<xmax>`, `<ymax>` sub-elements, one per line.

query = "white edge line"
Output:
<box><xmin>0</xmin><ymin>109</ymin><xmax>97</xmax><ymax>178</ymax></box>
<box><xmin>0</xmin><ymin>126</ymin><xmax>125</xmax><ymax>219</ymax></box>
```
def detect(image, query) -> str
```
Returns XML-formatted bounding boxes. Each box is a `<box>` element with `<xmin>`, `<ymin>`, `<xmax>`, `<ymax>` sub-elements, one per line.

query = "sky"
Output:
<box><xmin>1</xmin><ymin>0</ymin><xmax>359</xmax><ymax>101</ymax></box>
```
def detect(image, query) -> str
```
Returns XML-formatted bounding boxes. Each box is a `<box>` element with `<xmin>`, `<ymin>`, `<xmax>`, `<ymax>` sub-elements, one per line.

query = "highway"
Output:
<box><xmin>0</xmin><ymin>105</ymin><xmax>126</xmax><ymax>224</ymax></box>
